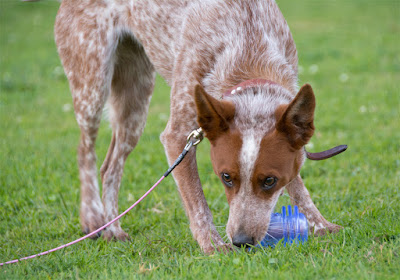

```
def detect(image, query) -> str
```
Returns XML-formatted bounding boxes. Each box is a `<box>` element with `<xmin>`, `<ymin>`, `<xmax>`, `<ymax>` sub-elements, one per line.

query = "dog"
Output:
<box><xmin>55</xmin><ymin>0</ymin><xmax>345</xmax><ymax>254</ymax></box>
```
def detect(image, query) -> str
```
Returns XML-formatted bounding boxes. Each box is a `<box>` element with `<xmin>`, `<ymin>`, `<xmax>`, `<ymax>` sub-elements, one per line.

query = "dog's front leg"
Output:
<box><xmin>160</xmin><ymin>98</ymin><xmax>231</xmax><ymax>254</ymax></box>
<box><xmin>286</xmin><ymin>175</ymin><xmax>342</xmax><ymax>235</ymax></box>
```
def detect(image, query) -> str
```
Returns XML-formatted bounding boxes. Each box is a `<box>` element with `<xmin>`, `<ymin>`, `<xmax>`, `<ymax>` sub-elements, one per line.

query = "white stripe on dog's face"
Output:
<box><xmin>226</xmin><ymin>129</ymin><xmax>277</xmax><ymax>243</ymax></box>
<box><xmin>233</xmin><ymin>85</ymin><xmax>291</xmax><ymax>193</ymax></box>
<box><xmin>240</xmin><ymin>133</ymin><xmax>261</xmax><ymax>190</ymax></box>
<box><xmin>222</xmin><ymin>85</ymin><xmax>293</xmax><ymax>243</ymax></box>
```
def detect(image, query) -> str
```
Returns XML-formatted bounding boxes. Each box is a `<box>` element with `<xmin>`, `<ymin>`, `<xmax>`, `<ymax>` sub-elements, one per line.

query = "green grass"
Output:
<box><xmin>0</xmin><ymin>0</ymin><xmax>399</xmax><ymax>279</ymax></box>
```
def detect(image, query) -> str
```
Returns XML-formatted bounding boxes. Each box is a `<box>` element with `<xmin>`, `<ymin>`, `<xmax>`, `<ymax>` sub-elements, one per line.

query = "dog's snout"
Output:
<box><xmin>232</xmin><ymin>233</ymin><xmax>254</xmax><ymax>248</ymax></box>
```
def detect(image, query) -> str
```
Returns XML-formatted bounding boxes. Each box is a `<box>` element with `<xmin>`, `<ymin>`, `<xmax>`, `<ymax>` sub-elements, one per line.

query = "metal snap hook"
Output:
<box><xmin>187</xmin><ymin>127</ymin><xmax>204</xmax><ymax>146</ymax></box>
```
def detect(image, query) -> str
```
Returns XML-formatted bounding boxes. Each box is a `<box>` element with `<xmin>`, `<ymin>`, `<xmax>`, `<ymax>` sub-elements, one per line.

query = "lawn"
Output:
<box><xmin>0</xmin><ymin>0</ymin><xmax>399</xmax><ymax>279</ymax></box>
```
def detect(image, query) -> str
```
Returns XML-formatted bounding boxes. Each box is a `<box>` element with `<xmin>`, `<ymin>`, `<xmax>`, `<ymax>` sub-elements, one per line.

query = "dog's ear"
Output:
<box><xmin>276</xmin><ymin>84</ymin><xmax>315</xmax><ymax>149</ymax></box>
<box><xmin>194</xmin><ymin>84</ymin><xmax>235</xmax><ymax>141</ymax></box>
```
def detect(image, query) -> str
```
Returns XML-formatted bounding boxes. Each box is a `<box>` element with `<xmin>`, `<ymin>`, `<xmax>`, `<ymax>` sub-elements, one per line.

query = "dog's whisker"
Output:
<box><xmin>281</xmin><ymin>193</ymin><xmax>296</xmax><ymax>201</ymax></box>
<box><xmin>221</xmin><ymin>233</ymin><xmax>230</xmax><ymax>243</ymax></box>
<box><xmin>263</xmin><ymin>231</ymin><xmax>280</xmax><ymax>241</ymax></box>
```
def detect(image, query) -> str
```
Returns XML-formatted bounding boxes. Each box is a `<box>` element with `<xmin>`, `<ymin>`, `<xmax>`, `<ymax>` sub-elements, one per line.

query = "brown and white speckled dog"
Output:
<box><xmin>55</xmin><ymin>0</ymin><xmax>345</xmax><ymax>254</ymax></box>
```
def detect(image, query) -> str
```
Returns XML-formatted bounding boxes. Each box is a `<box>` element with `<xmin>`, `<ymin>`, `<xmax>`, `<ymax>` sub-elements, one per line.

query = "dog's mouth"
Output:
<box><xmin>226</xmin><ymin>196</ymin><xmax>278</xmax><ymax>248</ymax></box>
<box><xmin>228</xmin><ymin>218</ymin><xmax>272</xmax><ymax>248</ymax></box>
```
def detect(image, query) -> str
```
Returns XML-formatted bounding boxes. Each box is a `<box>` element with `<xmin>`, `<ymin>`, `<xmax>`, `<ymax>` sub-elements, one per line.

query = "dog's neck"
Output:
<box><xmin>200</xmin><ymin>41</ymin><xmax>298</xmax><ymax>97</ymax></box>
<box><xmin>222</xmin><ymin>79</ymin><xmax>279</xmax><ymax>98</ymax></box>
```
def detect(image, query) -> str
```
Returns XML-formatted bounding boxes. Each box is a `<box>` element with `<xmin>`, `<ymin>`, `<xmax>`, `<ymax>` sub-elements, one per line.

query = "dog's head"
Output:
<box><xmin>194</xmin><ymin>83</ymin><xmax>315</xmax><ymax>247</ymax></box>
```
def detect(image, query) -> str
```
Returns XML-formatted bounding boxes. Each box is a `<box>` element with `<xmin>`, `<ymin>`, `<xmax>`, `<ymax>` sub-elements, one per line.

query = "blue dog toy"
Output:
<box><xmin>258</xmin><ymin>205</ymin><xmax>308</xmax><ymax>248</ymax></box>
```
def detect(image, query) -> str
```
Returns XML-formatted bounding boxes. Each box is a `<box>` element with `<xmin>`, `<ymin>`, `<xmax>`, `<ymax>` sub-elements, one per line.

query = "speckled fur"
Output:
<box><xmin>55</xmin><ymin>0</ymin><xmax>340</xmax><ymax>253</ymax></box>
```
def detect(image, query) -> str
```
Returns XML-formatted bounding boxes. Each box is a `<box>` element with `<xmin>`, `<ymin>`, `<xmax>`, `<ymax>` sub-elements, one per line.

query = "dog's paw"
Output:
<box><xmin>313</xmin><ymin>222</ymin><xmax>343</xmax><ymax>236</ymax></box>
<box><xmin>102</xmin><ymin>227</ymin><xmax>130</xmax><ymax>242</ymax></box>
<box><xmin>203</xmin><ymin>243</ymin><xmax>235</xmax><ymax>255</ymax></box>
<box><xmin>81</xmin><ymin>214</ymin><xmax>105</xmax><ymax>239</ymax></box>
<box><xmin>215</xmin><ymin>243</ymin><xmax>235</xmax><ymax>254</ymax></box>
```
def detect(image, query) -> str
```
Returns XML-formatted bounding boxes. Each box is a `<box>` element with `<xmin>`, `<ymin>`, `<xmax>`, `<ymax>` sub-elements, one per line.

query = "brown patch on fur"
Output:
<box><xmin>274</xmin><ymin>104</ymin><xmax>289</xmax><ymax>122</ymax></box>
<box><xmin>276</xmin><ymin>84</ymin><xmax>316</xmax><ymax>149</ymax></box>
<box><xmin>208</xmin><ymin>129</ymin><xmax>243</xmax><ymax>204</ymax></box>
<box><xmin>194</xmin><ymin>84</ymin><xmax>235</xmax><ymax>141</ymax></box>
<box><xmin>253</xmin><ymin>130</ymin><xmax>303</xmax><ymax>194</ymax></box>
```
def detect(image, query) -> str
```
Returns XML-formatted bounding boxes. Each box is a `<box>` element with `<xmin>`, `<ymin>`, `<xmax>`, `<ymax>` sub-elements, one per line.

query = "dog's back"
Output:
<box><xmin>57</xmin><ymin>0</ymin><xmax>297</xmax><ymax>93</ymax></box>
<box><xmin>129</xmin><ymin>0</ymin><xmax>298</xmax><ymax>94</ymax></box>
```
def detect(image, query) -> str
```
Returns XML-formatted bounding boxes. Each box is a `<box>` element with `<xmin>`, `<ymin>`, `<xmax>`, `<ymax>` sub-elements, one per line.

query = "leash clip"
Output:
<box><xmin>164</xmin><ymin>128</ymin><xmax>204</xmax><ymax>177</ymax></box>
<box><xmin>187</xmin><ymin>127</ymin><xmax>204</xmax><ymax>146</ymax></box>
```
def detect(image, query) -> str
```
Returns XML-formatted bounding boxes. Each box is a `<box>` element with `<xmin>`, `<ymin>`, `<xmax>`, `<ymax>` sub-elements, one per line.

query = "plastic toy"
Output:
<box><xmin>258</xmin><ymin>205</ymin><xmax>308</xmax><ymax>248</ymax></box>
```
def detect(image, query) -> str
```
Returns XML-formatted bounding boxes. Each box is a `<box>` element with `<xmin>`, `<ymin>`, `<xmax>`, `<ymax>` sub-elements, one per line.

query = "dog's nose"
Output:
<box><xmin>232</xmin><ymin>233</ymin><xmax>254</xmax><ymax>248</ymax></box>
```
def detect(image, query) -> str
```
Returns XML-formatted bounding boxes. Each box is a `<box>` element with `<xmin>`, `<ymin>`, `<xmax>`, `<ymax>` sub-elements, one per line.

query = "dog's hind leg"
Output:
<box><xmin>74</xmin><ymin>101</ymin><xmax>107</xmax><ymax>237</ymax></box>
<box><xmin>100</xmin><ymin>34</ymin><xmax>155</xmax><ymax>241</ymax></box>
<box><xmin>286</xmin><ymin>175</ymin><xmax>342</xmax><ymax>235</ymax></box>
<box><xmin>55</xmin><ymin>3</ymin><xmax>118</xmax><ymax>237</ymax></box>
<box><xmin>58</xmin><ymin>62</ymin><xmax>108</xmax><ymax>237</ymax></box>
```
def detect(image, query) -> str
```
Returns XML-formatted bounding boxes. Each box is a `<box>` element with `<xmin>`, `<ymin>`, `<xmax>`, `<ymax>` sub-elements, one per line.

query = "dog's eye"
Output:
<box><xmin>221</xmin><ymin>173</ymin><xmax>233</xmax><ymax>187</ymax></box>
<box><xmin>262</xmin><ymin>176</ymin><xmax>278</xmax><ymax>190</ymax></box>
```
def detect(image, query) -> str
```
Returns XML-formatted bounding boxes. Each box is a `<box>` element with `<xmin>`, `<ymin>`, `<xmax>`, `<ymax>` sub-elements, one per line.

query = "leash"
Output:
<box><xmin>0</xmin><ymin>128</ymin><xmax>204</xmax><ymax>266</ymax></box>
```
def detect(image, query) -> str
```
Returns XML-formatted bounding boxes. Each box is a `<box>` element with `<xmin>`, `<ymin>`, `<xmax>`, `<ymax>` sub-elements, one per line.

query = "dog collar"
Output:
<box><xmin>223</xmin><ymin>79</ymin><xmax>278</xmax><ymax>98</ymax></box>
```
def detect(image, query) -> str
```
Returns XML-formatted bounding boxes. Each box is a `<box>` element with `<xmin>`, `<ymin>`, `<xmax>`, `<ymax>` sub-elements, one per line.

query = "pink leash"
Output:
<box><xmin>1</xmin><ymin>129</ymin><xmax>204</xmax><ymax>266</ymax></box>
<box><xmin>1</xmin><ymin>176</ymin><xmax>165</xmax><ymax>266</ymax></box>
